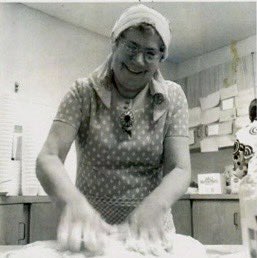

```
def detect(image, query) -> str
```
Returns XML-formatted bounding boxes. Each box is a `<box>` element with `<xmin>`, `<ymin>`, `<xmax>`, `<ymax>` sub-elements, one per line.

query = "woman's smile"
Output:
<box><xmin>122</xmin><ymin>62</ymin><xmax>145</xmax><ymax>75</ymax></box>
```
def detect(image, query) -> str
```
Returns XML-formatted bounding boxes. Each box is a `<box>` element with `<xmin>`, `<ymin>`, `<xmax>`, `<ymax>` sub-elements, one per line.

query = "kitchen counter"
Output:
<box><xmin>0</xmin><ymin>245</ymin><xmax>245</xmax><ymax>257</ymax></box>
<box><xmin>0</xmin><ymin>194</ymin><xmax>239</xmax><ymax>204</ymax></box>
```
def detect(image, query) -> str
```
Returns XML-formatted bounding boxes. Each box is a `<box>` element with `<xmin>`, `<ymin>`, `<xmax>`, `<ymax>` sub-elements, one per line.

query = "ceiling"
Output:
<box><xmin>25</xmin><ymin>2</ymin><xmax>256</xmax><ymax>63</ymax></box>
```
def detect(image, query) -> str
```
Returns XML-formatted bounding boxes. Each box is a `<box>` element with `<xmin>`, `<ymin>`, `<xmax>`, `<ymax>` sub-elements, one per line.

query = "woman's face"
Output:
<box><xmin>111</xmin><ymin>27</ymin><xmax>163</xmax><ymax>98</ymax></box>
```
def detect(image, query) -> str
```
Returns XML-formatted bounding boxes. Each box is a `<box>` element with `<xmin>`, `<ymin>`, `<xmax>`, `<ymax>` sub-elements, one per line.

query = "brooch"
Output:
<box><xmin>120</xmin><ymin>110</ymin><xmax>134</xmax><ymax>136</ymax></box>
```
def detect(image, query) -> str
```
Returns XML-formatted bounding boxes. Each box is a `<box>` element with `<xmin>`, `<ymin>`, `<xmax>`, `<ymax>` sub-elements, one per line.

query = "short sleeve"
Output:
<box><xmin>54</xmin><ymin>79</ymin><xmax>90</xmax><ymax>130</ymax></box>
<box><xmin>165</xmin><ymin>83</ymin><xmax>189</xmax><ymax>138</ymax></box>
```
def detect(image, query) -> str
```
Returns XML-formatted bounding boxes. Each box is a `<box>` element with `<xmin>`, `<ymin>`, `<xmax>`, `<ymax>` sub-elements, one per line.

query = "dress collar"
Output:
<box><xmin>88</xmin><ymin>55</ymin><xmax>169</xmax><ymax>122</ymax></box>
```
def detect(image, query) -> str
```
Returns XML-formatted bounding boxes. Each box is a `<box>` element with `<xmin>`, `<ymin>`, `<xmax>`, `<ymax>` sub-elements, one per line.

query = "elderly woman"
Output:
<box><xmin>36</xmin><ymin>4</ymin><xmax>191</xmax><ymax>256</ymax></box>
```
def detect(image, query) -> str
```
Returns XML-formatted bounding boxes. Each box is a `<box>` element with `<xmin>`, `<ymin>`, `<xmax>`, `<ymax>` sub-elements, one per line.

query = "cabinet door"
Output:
<box><xmin>172</xmin><ymin>200</ymin><xmax>192</xmax><ymax>236</ymax></box>
<box><xmin>0</xmin><ymin>204</ymin><xmax>29</xmax><ymax>245</ymax></box>
<box><xmin>193</xmin><ymin>200</ymin><xmax>242</xmax><ymax>244</ymax></box>
<box><xmin>30</xmin><ymin>203</ymin><xmax>61</xmax><ymax>243</ymax></box>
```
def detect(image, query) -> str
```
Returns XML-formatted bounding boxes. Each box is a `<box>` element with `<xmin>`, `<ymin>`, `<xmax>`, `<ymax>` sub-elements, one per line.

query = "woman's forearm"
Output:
<box><xmin>36</xmin><ymin>153</ymin><xmax>84</xmax><ymax>208</ymax></box>
<box><xmin>147</xmin><ymin>167</ymin><xmax>191</xmax><ymax>210</ymax></box>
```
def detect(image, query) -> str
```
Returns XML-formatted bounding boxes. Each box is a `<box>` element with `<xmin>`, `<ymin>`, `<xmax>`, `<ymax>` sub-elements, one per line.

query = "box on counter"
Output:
<box><xmin>198</xmin><ymin>173</ymin><xmax>226</xmax><ymax>194</ymax></box>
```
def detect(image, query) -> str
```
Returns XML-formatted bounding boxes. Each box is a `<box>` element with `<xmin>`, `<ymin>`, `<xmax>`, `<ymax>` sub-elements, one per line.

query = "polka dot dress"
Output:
<box><xmin>54</xmin><ymin>70</ymin><xmax>189</xmax><ymax>225</ymax></box>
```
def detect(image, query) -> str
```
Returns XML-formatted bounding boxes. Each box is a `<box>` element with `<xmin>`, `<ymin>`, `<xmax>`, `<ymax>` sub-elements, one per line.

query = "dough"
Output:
<box><xmin>1</xmin><ymin>234</ymin><xmax>207</xmax><ymax>258</ymax></box>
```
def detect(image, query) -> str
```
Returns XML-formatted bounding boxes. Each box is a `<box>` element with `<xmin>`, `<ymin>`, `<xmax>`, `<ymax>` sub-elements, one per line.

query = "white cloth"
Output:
<box><xmin>111</xmin><ymin>4</ymin><xmax>171</xmax><ymax>60</ymax></box>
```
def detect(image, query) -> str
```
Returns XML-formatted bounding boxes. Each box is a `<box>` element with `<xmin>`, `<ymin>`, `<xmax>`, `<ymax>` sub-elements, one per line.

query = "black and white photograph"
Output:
<box><xmin>0</xmin><ymin>1</ymin><xmax>256</xmax><ymax>257</ymax></box>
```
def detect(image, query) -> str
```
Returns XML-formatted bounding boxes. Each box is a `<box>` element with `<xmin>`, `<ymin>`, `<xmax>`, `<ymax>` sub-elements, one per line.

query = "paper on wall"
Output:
<box><xmin>238</xmin><ymin>87</ymin><xmax>254</xmax><ymax>98</ymax></box>
<box><xmin>220</xmin><ymin>84</ymin><xmax>238</xmax><ymax>100</ymax></box>
<box><xmin>199</xmin><ymin>91</ymin><xmax>220</xmax><ymax>110</ymax></box>
<box><xmin>219</xmin><ymin>108</ymin><xmax>236</xmax><ymax>122</ymax></box>
<box><xmin>189</xmin><ymin>107</ymin><xmax>201</xmax><ymax>128</ymax></box>
<box><xmin>235</xmin><ymin>87</ymin><xmax>254</xmax><ymax>108</ymax></box>
<box><xmin>200</xmin><ymin>137</ymin><xmax>219</xmax><ymax>152</ymax></box>
<box><xmin>219</xmin><ymin>121</ymin><xmax>233</xmax><ymax>135</ymax></box>
<box><xmin>236</xmin><ymin>105</ymin><xmax>249</xmax><ymax>117</ymax></box>
<box><xmin>201</xmin><ymin>107</ymin><xmax>220</xmax><ymax>125</ymax></box>
<box><xmin>235</xmin><ymin>95</ymin><xmax>253</xmax><ymax>108</ymax></box>
<box><xmin>215</xmin><ymin>135</ymin><xmax>235</xmax><ymax>148</ymax></box>
<box><xmin>235</xmin><ymin>116</ymin><xmax>250</xmax><ymax>129</ymax></box>
<box><xmin>189</xmin><ymin>129</ymin><xmax>195</xmax><ymax>145</ymax></box>
<box><xmin>207</xmin><ymin>123</ymin><xmax>219</xmax><ymax>136</ymax></box>
<box><xmin>221</xmin><ymin>97</ymin><xmax>234</xmax><ymax>110</ymax></box>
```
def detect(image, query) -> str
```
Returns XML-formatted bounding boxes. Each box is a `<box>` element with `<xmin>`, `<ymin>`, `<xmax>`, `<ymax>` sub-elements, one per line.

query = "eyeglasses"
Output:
<box><xmin>120</xmin><ymin>39</ymin><xmax>161</xmax><ymax>64</ymax></box>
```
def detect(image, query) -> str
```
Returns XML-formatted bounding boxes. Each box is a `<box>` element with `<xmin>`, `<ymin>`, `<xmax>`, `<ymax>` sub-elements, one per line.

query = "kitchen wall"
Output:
<box><xmin>174</xmin><ymin>35</ymin><xmax>256</xmax><ymax>182</ymax></box>
<box><xmin>0</xmin><ymin>3</ymin><xmax>114</xmax><ymax>183</ymax></box>
<box><xmin>0</xmin><ymin>3</ymin><xmax>110</xmax><ymax>107</ymax></box>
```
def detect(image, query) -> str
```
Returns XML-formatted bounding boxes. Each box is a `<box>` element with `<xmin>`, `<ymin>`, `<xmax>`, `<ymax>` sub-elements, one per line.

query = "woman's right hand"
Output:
<box><xmin>57</xmin><ymin>197</ymin><xmax>113</xmax><ymax>255</ymax></box>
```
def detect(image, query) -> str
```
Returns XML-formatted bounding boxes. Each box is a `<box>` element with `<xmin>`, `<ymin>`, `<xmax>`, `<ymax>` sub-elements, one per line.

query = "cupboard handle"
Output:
<box><xmin>18</xmin><ymin>222</ymin><xmax>26</xmax><ymax>241</ymax></box>
<box><xmin>233</xmin><ymin>212</ymin><xmax>239</xmax><ymax>229</ymax></box>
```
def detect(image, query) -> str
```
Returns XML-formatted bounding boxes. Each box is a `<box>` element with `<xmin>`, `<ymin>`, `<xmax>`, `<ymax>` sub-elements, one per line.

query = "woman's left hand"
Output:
<box><xmin>118</xmin><ymin>197</ymin><xmax>174</xmax><ymax>256</ymax></box>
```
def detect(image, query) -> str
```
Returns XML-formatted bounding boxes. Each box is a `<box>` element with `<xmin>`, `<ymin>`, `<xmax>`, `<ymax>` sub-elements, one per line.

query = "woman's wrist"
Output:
<box><xmin>54</xmin><ymin>188</ymin><xmax>86</xmax><ymax>209</ymax></box>
<box><xmin>144</xmin><ymin>192</ymin><xmax>170</xmax><ymax>213</ymax></box>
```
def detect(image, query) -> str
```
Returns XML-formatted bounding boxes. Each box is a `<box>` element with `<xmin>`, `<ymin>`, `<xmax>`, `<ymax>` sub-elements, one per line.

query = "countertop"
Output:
<box><xmin>0</xmin><ymin>245</ymin><xmax>245</xmax><ymax>257</ymax></box>
<box><xmin>0</xmin><ymin>194</ymin><xmax>239</xmax><ymax>204</ymax></box>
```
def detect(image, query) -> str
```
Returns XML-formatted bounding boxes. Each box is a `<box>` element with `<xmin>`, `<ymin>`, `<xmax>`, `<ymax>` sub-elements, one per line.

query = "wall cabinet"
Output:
<box><xmin>0</xmin><ymin>204</ymin><xmax>29</xmax><ymax>245</ymax></box>
<box><xmin>0</xmin><ymin>196</ymin><xmax>241</xmax><ymax>245</ymax></box>
<box><xmin>30</xmin><ymin>203</ymin><xmax>61</xmax><ymax>242</ymax></box>
<box><xmin>192</xmin><ymin>200</ymin><xmax>242</xmax><ymax>244</ymax></box>
<box><xmin>172</xmin><ymin>199</ymin><xmax>192</xmax><ymax>236</ymax></box>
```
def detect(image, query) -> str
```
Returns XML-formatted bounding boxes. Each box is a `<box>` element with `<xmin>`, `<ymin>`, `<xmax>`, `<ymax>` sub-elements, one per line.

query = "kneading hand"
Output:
<box><xmin>57</xmin><ymin>198</ymin><xmax>113</xmax><ymax>255</ymax></box>
<box><xmin>118</xmin><ymin>197</ymin><xmax>175</xmax><ymax>256</ymax></box>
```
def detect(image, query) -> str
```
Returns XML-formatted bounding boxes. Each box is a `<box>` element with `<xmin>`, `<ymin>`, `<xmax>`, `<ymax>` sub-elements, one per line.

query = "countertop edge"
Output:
<box><xmin>0</xmin><ymin>194</ymin><xmax>239</xmax><ymax>204</ymax></box>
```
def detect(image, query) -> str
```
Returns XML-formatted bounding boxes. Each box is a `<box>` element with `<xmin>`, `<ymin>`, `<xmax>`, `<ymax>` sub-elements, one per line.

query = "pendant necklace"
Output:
<box><xmin>119</xmin><ymin>109</ymin><xmax>134</xmax><ymax>136</ymax></box>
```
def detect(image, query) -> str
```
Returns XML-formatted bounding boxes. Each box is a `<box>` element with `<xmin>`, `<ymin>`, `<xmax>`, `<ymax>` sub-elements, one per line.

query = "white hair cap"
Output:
<box><xmin>111</xmin><ymin>4</ymin><xmax>171</xmax><ymax>60</ymax></box>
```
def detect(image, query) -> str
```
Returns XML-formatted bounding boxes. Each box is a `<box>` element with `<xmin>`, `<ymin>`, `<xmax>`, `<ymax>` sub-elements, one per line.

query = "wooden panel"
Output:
<box><xmin>193</xmin><ymin>200</ymin><xmax>242</xmax><ymax>244</ymax></box>
<box><xmin>172</xmin><ymin>200</ymin><xmax>192</xmax><ymax>236</ymax></box>
<box><xmin>0</xmin><ymin>204</ymin><xmax>29</xmax><ymax>245</ymax></box>
<box><xmin>30</xmin><ymin>203</ymin><xmax>61</xmax><ymax>242</ymax></box>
